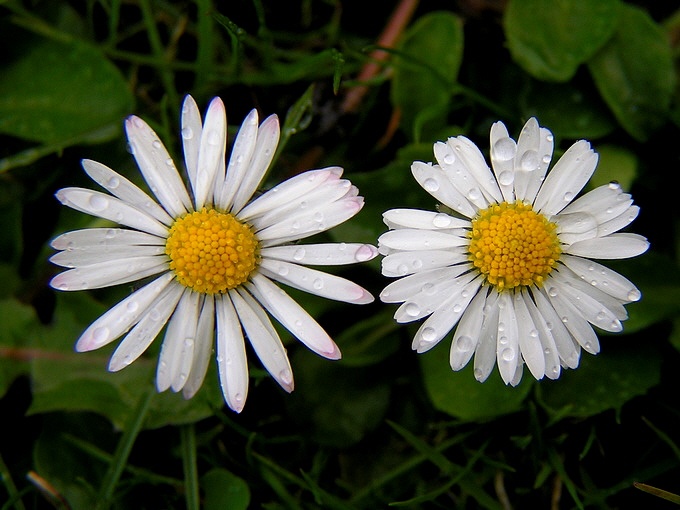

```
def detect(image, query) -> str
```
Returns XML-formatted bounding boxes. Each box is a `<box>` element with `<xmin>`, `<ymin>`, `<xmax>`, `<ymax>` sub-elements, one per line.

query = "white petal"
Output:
<box><xmin>473</xmin><ymin>290</ymin><xmax>500</xmax><ymax>382</ymax></box>
<box><xmin>259</xmin><ymin>259</ymin><xmax>374</xmax><ymax>304</ymax></box>
<box><xmin>381</xmin><ymin>249</ymin><xmax>467</xmax><ymax>277</ymax></box>
<box><xmin>489</xmin><ymin>121</ymin><xmax>517</xmax><ymax>202</ymax></box>
<box><xmin>56</xmin><ymin>188</ymin><xmax>168</xmax><ymax>237</ymax></box>
<box><xmin>51</xmin><ymin>228</ymin><xmax>165</xmax><ymax>251</ymax></box>
<box><xmin>554</xmin><ymin>212</ymin><xmax>598</xmax><ymax>245</ymax></box>
<box><xmin>50</xmin><ymin>257</ymin><xmax>168</xmax><ymax>291</ymax></box>
<box><xmin>520</xmin><ymin>124</ymin><xmax>554</xmax><ymax>203</ymax></box>
<box><xmin>379</xmin><ymin>264</ymin><xmax>471</xmax><ymax>303</ymax></box>
<box><xmin>566</xmin><ymin>233</ymin><xmax>649</xmax><ymax>259</ymax></box>
<box><xmin>248</xmin><ymin>274</ymin><xmax>340</xmax><ymax>359</ymax></box>
<box><xmin>434</xmin><ymin>141</ymin><xmax>489</xmax><ymax>209</ymax></box>
<box><xmin>534</xmin><ymin>140</ymin><xmax>597</xmax><ymax>216</ymax></box>
<box><xmin>213</xmin><ymin>294</ymin><xmax>249</xmax><ymax>412</ymax></box>
<box><xmin>512</xmin><ymin>292</ymin><xmax>545</xmax><ymax>380</ymax></box>
<box><xmin>256</xmin><ymin>197</ymin><xmax>364</xmax><ymax>246</ymax></box>
<box><xmin>560</xmin><ymin>182</ymin><xmax>630</xmax><ymax>222</ymax></box>
<box><xmin>238</xmin><ymin>167</ymin><xmax>339</xmax><ymax>221</ymax></box>
<box><xmin>50</xmin><ymin>244</ymin><xmax>166</xmax><ymax>268</ymax></box>
<box><xmin>216</xmin><ymin>110</ymin><xmax>259</xmax><ymax>210</ymax></box>
<box><xmin>397</xmin><ymin>271</ymin><xmax>478</xmax><ymax>323</ymax></box>
<box><xmin>156</xmin><ymin>289</ymin><xmax>201</xmax><ymax>392</ymax></box>
<box><xmin>261</xmin><ymin>243</ymin><xmax>378</xmax><ymax>265</ymax></box>
<box><xmin>194</xmin><ymin>97</ymin><xmax>227</xmax><ymax>209</ymax></box>
<box><xmin>542</xmin><ymin>285</ymin><xmax>600</xmax><ymax>354</ymax></box>
<box><xmin>597</xmin><ymin>205</ymin><xmax>639</xmax><ymax>237</ymax></box>
<box><xmin>82</xmin><ymin>159</ymin><xmax>173</xmax><ymax>225</ymax></box>
<box><xmin>449</xmin><ymin>289</ymin><xmax>486</xmax><ymax>371</ymax></box>
<box><xmin>382</xmin><ymin>208</ymin><xmax>469</xmax><ymax>230</ymax></box>
<box><xmin>521</xmin><ymin>289</ymin><xmax>561</xmax><ymax>379</ymax></box>
<box><xmin>412</xmin><ymin>276</ymin><xmax>481</xmax><ymax>352</ymax></box>
<box><xmin>181</xmin><ymin>95</ymin><xmax>203</xmax><ymax>190</ymax></box>
<box><xmin>125</xmin><ymin>115</ymin><xmax>192</xmax><ymax>217</ymax></box>
<box><xmin>183</xmin><ymin>294</ymin><xmax>216</xmax><ymax>399</ymax></box>
<box><xmin>75</xmin><ymin>272</ymin><xmax>174</xmax><ymax>352</ymax></box>
<box><xmin>108</xmin><ymin>282</ymin><xmax>184</xmax><ymax>371</ymax></box>
<box><xmin>559</xmin><ymin>254</ymin><xmax>641</xmax><ymax>302</ymax></box>
<box><xmin>496</xmin><ymin>292</ymin><xmax>521</xmax><ymax>385</ymax></box>
<box><xmin>513</xmin><ymin>118</ymin><xmax>549</xmax><ymax>202</ymax></box>
<box><xmin>532</xmin><ymin>287</ymin><xmax>580</xmax><ymax>369</ymax></box>
<box><xmin>378</xmin><ymin>229</ymin><xmax>468</xmax><ymax>252</ymax></box>
<box><xmin>446</xmin><ymin>136</ymin><xmax>503</xmax><ymax>204</ymax></box>
<box><xmin>231</xmin><ymin>288</ymin><xmax>293</xmax><ymax>392</ymax></box>
<box><xmin>231</xmin><ymin>114</ymin><xmax>280</xmax><ymax>213</ymax></box>
<box><xmin>411</xmin><ymin>161</ymin><xmax>477</xmax><ymax>218</ymax></box>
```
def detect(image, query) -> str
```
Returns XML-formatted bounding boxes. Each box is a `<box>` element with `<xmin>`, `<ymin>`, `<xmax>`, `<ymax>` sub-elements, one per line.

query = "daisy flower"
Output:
<box><xmin>49</xmin><ymin>95</ymin><xmax>377</xmax><ymax>412</ymax></box>
<box><xmin>378</xmin><ymin>118</ymin><xmax>648</xmax><ymax>385</ymax></box>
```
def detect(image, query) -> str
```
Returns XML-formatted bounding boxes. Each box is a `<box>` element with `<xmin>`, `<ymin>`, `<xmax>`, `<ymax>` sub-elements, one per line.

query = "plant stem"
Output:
<box><xmin>181</xmin><ymin>424</ymin><xmax>200</xmax><ymax>510</ymax></box>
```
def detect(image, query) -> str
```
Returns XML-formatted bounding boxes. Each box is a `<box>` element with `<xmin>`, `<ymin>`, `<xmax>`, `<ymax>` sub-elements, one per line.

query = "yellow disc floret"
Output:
<box><xmin>468</xmin><ymin>202</ymin><xmax>561</xmax><ymax>291</ymax></box>
<box><xmin>165</xmin><ymin>208</ymin><xmax>259</xmax><ymax>295</ymax></box>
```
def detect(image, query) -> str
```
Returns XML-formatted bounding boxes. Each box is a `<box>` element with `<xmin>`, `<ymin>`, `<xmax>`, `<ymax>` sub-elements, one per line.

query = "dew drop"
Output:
<box><xmin>88</xmin><ymin>195</ymin><xmax>109</xmax><ymax>212</ymax></box>
<box><xmin>278</xmin><ymin>265</ymin><xmax>290</xmax><ymax>276</ymax></box>
<box><xmin>529</xmin><ymin>329</ymin><xmax>538</xmax><ymax>338</ymax></box>
<box><xmin>152</xmin><ymin>140</ymin><xmax>162</xmax><ymax>150</ymax></box>
<box><xmin>561</xmin><ymin>316</ymin><xmax>569</xmax><ymax>324</ymax></box>
<box><xmin>313</xmin><ymin>278</ymin><xmax>324</xmax><ymax>290</ymax></box>
<box><xmin>126</xmin><ymin>301</ymin><xmax>139</xmax><ymax>313</ymax></box>
<box><xmin>498</xmin><ymin>171</ymin><xmax>514</xmax><ymax>186</ymax></box>
<box><xmin>608</xmin><ymin>181</ymin><xmax>621</xmax><ymax>191</ymax></box>
<box><xmin>501</xmin><ymin>347</ymin><xmax>515</xmax><ymax>361</ymax></box>
<box><xmin>421</xmin><ymin>327</ymin><xmax>437</xmax><ymax>342</ymax></box>
<box><xmin>548</xmin><ymin>287</ymin><xmax>558</xmax><ymax>297</ymax></box>
<box><xmin>474</xmin><ymin>368</ymin><xmax>484</xmax><ymax>381</ymax></box>
<box><xmin>546</xmin><ymin>134</ymin><xmax>554</xmax><ymax>143</ymax></box>
<box><xmin>493</xmin><ymin>137</ymin><xmax>516</xmax><ymax>161</ymax></box>
<box><xmin>279</xmin><ymin>369</ymin><xmax>293</xmax><ymax>386</ymax></box>
<box><xmin>584</xmin><ymin>342</ymin><xmax>593</xmax><ymax>352</ymax></box>
<box><xmin>313</xmin><ymin>211</ymin><xmax>324</xmax><ymax>222</ymax></box>
<box><xmin>412</xmin><ymin>259</ymin><xmax>423</xmax><ymax>269</ymax></box>
<box><xmin>165</xmin><ymin>158</ymin><xmax>174</xmax><ymax>167</ymax></box>
<box><xmin>453</xmin><ymin>303</ymin><xmax>462</xmax><ymax>313</ymax></box>
<box><xmin>149</xmin><ymin>309</ymin><xmax>161</xmax><ymax>321</ymax></box>
<box><xmin>396</xmin><ymin>264</ymin><xmax>409</xmax><ymax>275</ymax></box>
<box><xmin>546</xmin><ymin>321</ymin><xmax>554</xmax><ymax>330</ymax></box>
<box><xmin>519</xmin><ymin>150</ymin><xmax>539</xmax><ymax>171</ymax></box>
<box><xmin>291</xmin><ymin>220</ymin><xmax>300</xmax><ymax>231</ymax></box>
<box><xmin>354</xmin><ymin>244</ymin><xmax>376</xmax><ymax>262</ymax></box>
<box><xmin>293</xmin><ymin>248</ymin><xmax>306</xmax><ymax>261</ymax></box>
<box><xmin>181</xmin><ymin>126</ymin><xmax>193</xmax><ymax>140</ymax></box>
<box><xmin>596</xmin><ymin>311</ymin><xmax>606</xmax><ymax>321</ymax></box>
<box><xmin>421</xmin><ymin>283</ymin><xmax>435</xmax><ymax>295</ymax></box>
<box><xmin>627</xmin><ymin>289</ymin><xmax>641</xmax><ymax>301</ymax></box>
<box><xmin>563</xmin><ymin>191</ymin><xmax>574</xmax><ymax>202</ymax></box>
<box><xmin>456</xmin><ymin>335</ymin><xmax>473</xmax><ymax>351</ymax></box>
<box><xmin>107</xmin><ymin>177</ymin><xmax>120</xmax><ymax>189</ymax></box>
<box><xmin>499</xmin><ymin>335</ymin><xmax>508</xmax><ymax>346</ymax></box>
<box><xmin>234</xmin><ymin>393</ymin><xmax>244</xmax><ymax>403</ymax></box>
<box><xmin>184</xmin><ymin>338</ymin><xmax>194</xmax><ymax>348</ymax></box>
<box><xmin>405</xmin><ymin>302</ymin><xmax>420</xmax><ymax>316</ymax></box>
<box><xmin>216</xmin><ymin>355</ymin><xmax>224</xmax><ymax>364</ymax></box>
<box><xmin>105</xmin><ymin>229</ymin><xmax>116</xmax><ymax>239</ymax></box>
<box><xmin>432</xmin><ymin>213</ymin><xmax>452</xmax><ymax>228</ymax></box>
<box><xmin>467</xmin><ymin>187</ymin><xmax>481</xmax><ymax>201</ymax></box>
<box><xmin>542</xmin><ymin>154</ymin><xmax>551</xmax><ymax>164</ymax></box>
<box><xmin>550</xmin><ymin>366</ymin><xmax>560</xmax><ymax>377</ymax></box>
<box><xmin>442</xmin><ymin>152</ymin><xmax>455</xmax><ymax>165</ymax></box>
<box><xmin>423</xmin><ymin>178</ymin><xmax>440</xmax><ymax>192</ymax></box>
<box><xmin>93</xmin><ymin>327</ymin><xmax>110</xmax><ymax>344</ymax></box>
<box><xmin>498</xmin><ymin>322</ymin><xmax>506</xmax><ymax>332</ymax></box>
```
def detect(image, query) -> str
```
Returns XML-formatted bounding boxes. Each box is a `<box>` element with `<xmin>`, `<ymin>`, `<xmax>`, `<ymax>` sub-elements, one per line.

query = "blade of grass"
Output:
<box><xmin>94</xmin><ymin>388</ymin><xmax>155</xmax><ymax>510</ymax></box>
<box><xmin>0</xmin><ymin>451</ymin><xmax>26</xmax><ymax>510</ymax></box>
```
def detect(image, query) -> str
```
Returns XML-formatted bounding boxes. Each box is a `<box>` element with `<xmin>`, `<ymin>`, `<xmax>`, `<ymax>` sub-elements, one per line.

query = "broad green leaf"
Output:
<box><xmin>522</xmin><ymin>81</ymin><xmax>616</xmax><ymax>139</ymax></box>
<box><xmin>539</xmin><ymin>339</ymin><xmax>661</xmax><ymax>418</ymax></box>
<box><xmin>504</xmin><ymin>0</ymin><xmax>620</xmax><ymax>82</ymax></box>
<box><xmin>202</xmin><ymin>468</ymin><xmax>250</xmax><ymax>510</ymax></box>
<box><xmin>420</xmin><ymin>341</ymin><xmax>533</xmax><ymax>422</ymax></box>
<box><xmin>587</xmin><ymin>144</ymin><xmax>637</xmax><ymax>191</ymax></box>
<box><xmin>588</xmin><ymin>4</ymin><xmax>675</xmax><ymax>141</ymax></box>
<box><xmin>0</xmin><ymin>36</ymin><xmax>133</xmax><ymax>145</ymax></box>
<box><xmin>391</xmin><ymin>12</ymin><xmax>463</xmax><ymax>141</ymax></box>
<box><xmin>29</xmin><ymin>292</ymin><xmax>225</xmax><ymax>430</ymax></box>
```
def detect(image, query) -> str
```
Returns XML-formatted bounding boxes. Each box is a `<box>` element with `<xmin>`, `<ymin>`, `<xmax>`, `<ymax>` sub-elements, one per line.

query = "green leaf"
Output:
<box><xmin>539</xmin><ymin>339</ymin><xmax>661</xmax><ymax>418</ymax></box>
<box><xmin>391</xmin><ymin>12</ymin><xmax>463</xmax><ymax>141</ymax></box>
<box><xmin>588</xmin><ymin>4</ymin><xmax>675</xmax><ymax>141</ymax></box>
<box><xmin>28</xmin><ymin>292</ymin><xmax>225</xmax><ymax>429</ymax></box>
<box><xmin>504</xmin><ymin>0</ymin><xmax>620</xmax><ymax>82</ymax></box>
<box><xmin>420</xmin><ymin>341</ymin><xmax>533</xmax><ymax>422</ymax></box>
<box><xmin>202</xmin><ymin>468</ymin><xmax>251</xmax><ymax>510</ymax></box>
<box><xmin>587</xmin><ymin>144</ymin><xmax>637</xmax><ymax>191</ymax></box>
<box><xmin>0</xmin><ymin>36</ymin><xmax>133</xmax><ymax>145</ymax></box>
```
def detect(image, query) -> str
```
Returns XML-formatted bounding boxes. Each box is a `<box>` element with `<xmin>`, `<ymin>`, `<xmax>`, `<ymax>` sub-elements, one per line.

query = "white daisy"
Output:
<box><xmin>378</xmin><ymin>118</ymin><xmax>648</xmax><ymax>386</ymax></box>
<box><xmin>50</xmin><ymin>95</ymin><xmax>377</xmax><ymax>412</ymax></box>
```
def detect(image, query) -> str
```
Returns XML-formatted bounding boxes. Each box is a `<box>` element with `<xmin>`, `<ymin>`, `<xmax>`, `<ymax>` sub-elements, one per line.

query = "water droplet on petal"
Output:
<box><xmin>312</xmin><ymin>278</ymin><xmax>324</xmax><ymax>290</ymax></box>
<box><xmin>467</xmin><ymin>187</ymin><xmax>481</xmax><ymax>200</ymax></box>
<box><xmin>421</xmin><ymin>283</ymin><xmax>435</xmax><ymax>295</ymax></box>
<box><xmin>126</xmin><ymin>301</ymin><xmax>139</xmax><ymax>313</ymax></box>
<box><xmin>498</xmin><ymin>322</ymin><xmax>506</xmax><ymax>332</ymax></box>
<box><xmin>105</xmin><ymin>229</ymin><xmax>116</xmax><ymax>239</ymax></box>
<box><xmin>453</xmin><ymin>303</ymin><xmax>462</xmax><ymax>313</ymax></box>
<box><xmin>432</xmin><ymin>213</ymin><xmax>452</xmax><ymax>228</ymax></box>
<box><xmin>421</xmin><ymin>327</ymin><xmax>437</xmax><ymax>342</ymax></box>
<box><xmin>234</xmin><ymin>393</ymin><xmax>244</xmax><ymax>403</ymax></box>
<box><xmin>548</xmin><ymin>287</ymin><xmax>558</xmax><ymax>297</ymax></box>
<box><xmin>278</xmin><ymin>265</ymin><xmax>289</xmax><ymax>276</ymax></box>
<box><xmin>279</xmin><ymin>369</ymin><xmax>293</xmax><ymax>386</ymax></box>
<box><xmin>493</xmin><ymin>137</ymin><xmax>516</xmax><ymax>161</ymax></box>
<box><xmin>546</xmin><ymin>134</ymin><xmax>554</xmax><ymax>143</ymax></box>
<box><xmin>519</xmin><ymin>150</ymin><xmax>539</xmax><ymax>171</ymax></box>
<box><xmin>456</xmin><ymin>335</ymin><xmax>473</xmax><ymax>351</ymax></box>
<box><xmin>412</xmin><ymin>259</ymin><xmax>423</xmax><ymax>270</ymax></box>
<box><xmin>498</xmin><ymin>171</ymin><xmax>514</xmax><ymax>186</ymax></box>
<box><xmin>88</xmin><ymin>195</ymin><xmax>109</xmax><ymax>212</ymax></box>
<box><xmin>354</xmin><ymin>244</ymin><xmax>376</xmax><ymax>262</ymax></box>
<box><xmin>313</xmin><ymin>211</ymin><xmax>324</xmax><ymax>222</ymax></box>
<box><xmin>181</xmin><ymin>126</ymin><xmax>193</xmax><ymax>139</ymax></box>
<box><xmin>501</xmin><ymin>347</ymin><xmax>515</xmax><ymax>361</ymax></box>
<box><xmin>423</xmin><ymin>178</ymin><xmax>440</xmax><ymax>192</ymax></box>
<box><xmin>608</xmin><ymin>181</ymin><xmax>621</xmax><ymax>191</ymax></box>
<box><xmin>442</xmin><ymin>152</ymin><xmax>455</xmax><ymax>165</ymax></box>
<box><xmin>107</xmin><ymin>177</ymin><xmax>120</xmax><ymax>189</ymax></box>
<box><xmin>293</xmin><ymin>248</ymin><xmax>306</xmax><ymax>261</ymax></box>
<box><xmin>627</xmin><ymin>289</ymin><xmax>641</xmax><ymax>301</ymax></box>
<box><xmin>405</xmin><ymin>302</ymin><xmax>420</xmax><ymax>316</ymax></box>
<box><xmin>149</xmin><ymin>309</ymin><xmax>161</xmax><ymax>321</ymax></box>
<box><xmin>542</xmin><ymin>154</ymin><xmax>551</xmax><ymax>164</ymax></box>
<box><xmin>563</xmin><ymin>191</ymin><xmax>574</xmax><ymax>202</ymax></box>
<box><xmin>93</xmin><ymin>327</ymin><xmax>110</xmax><ymax>344</ymax></box>
<box><xmin>529</xmin><ymin>329</ymin><xmax>538</xmax><ymax>338</ymax></box>
<box><xmin>474</xmin><ymin>368</ymin><xmax>484</xmax><ymax>380</ymax></box>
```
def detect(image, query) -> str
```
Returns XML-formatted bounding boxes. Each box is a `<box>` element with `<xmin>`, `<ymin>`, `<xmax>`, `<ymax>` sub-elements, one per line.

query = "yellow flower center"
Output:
<box><xmin>165</xmin><ymin>208</ymin><xmax>259</xmax><ymax>295</ymax></box>
<box><xmin>468</xmin><ymin>202</ymin><xmax>561</xmax><ymax>291</ymax></box>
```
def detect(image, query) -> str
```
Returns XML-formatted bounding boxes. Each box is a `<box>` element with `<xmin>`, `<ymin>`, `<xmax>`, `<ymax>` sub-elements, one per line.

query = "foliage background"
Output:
<box><xmin>1</xmin><ymin>0</ymin><xmax>679</xmax><ymax>508</ymax></box>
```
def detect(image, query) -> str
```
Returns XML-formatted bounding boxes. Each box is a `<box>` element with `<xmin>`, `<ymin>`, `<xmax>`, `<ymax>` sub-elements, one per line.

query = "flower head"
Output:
<box><xmin>378</xmin><ymin>118</ymin><xmax>648</xmax><ymax>385</ymax></box>
<box><xmin>50</xmin><ymin>95</ymin><xmax>377</xmax><ymax>412</ymax></box>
